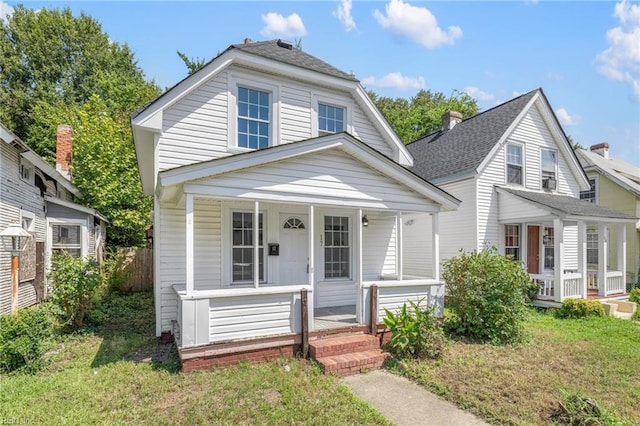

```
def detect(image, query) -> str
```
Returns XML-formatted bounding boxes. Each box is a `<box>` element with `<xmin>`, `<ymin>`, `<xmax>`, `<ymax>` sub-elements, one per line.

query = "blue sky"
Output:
<box><xmin>2</xmin><ymin>0</ymin><xmax>639</xmax><ymax>165</ymax></box>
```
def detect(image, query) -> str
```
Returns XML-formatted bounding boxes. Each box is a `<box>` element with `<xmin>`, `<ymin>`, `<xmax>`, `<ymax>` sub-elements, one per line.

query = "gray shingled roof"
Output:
<box><xmin>500</xmin><ymin>188</ymin><xmax>637</xmax><ymax>220</ymax></box>
<box><xmin>230</xmin><ymin>40</ymin><xmax>357</xmax><ymax>81</ymax></box>
<box><xmin>406</xmin><ymin>89</ymin><xmax>539</xmax><ymax>182</ymax></box>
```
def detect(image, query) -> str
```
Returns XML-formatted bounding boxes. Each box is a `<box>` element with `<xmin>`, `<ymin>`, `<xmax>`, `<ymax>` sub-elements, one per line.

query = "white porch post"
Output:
<box><xmin>432</xmin><ymin>212</ymin><xmax>440</xmax><ymax>281</ymax></box>
<box><xmin>254</xmin><ymin>200</ymin><xmax>259</xmax><ymax>289</ymax></box>
<box><xmin>396</xmin><ymin>212</ymin><xmax>403</xmax><ymax>280</ymax></box>
<box><xmin>597</xmin><ymin>222</ymin><xmax>608</xmax><ymax>296</ymax></box>
<box><xmin>185</xmin><ymin>193</ymin><xmax>194</xmax><ymax>295</ymax></box>
<box><xmin>578</xmin><ymin>221</ymin><xmax>587</xmax><ymax>299</ymax></box>
<box><xmin>617</xmin><ymin>223</ymin><xmax>626</xmax><ymax>289</ymax></box>
<box><xmin>356</xmin><ymin>208</ymin><xmax>364</xmax><ymax>323</ymax></box>
<box><xmin>308</xmin><ymin>205</ymin><xmax>314</xmax><ymax>286</ymax></box>
<box><xmin>554</xmin><ymin>218</ymin><xmax>565</xmax><ymax>302</ymax></box>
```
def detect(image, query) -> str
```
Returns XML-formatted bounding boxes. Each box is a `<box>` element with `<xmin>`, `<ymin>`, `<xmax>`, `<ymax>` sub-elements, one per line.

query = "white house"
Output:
<box><xmin>131</xmin><ymin>39</ymin><xmax>459</xmax><ymax>368</ymax></box>
<box><xmin>0</xmin><ymin>123</ymin><xmax>107</xmax><ymax>315</ymax></box>
<box><xmin>405</xmin><ymin>89</ymin><xmax>637</xmax><ymax>305</ymax></box>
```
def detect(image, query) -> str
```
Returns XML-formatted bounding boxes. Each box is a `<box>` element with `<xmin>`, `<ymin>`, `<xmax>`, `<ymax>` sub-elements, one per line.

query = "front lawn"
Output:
<box><xmin>396</xmin><ymin>309</ymin><xmax>640</xmax><ymax>425</ymax></box>
<box><xmin>0</xmin><ymin>292</ymin><xmax>389</xmax><ymax>425</ymax></box>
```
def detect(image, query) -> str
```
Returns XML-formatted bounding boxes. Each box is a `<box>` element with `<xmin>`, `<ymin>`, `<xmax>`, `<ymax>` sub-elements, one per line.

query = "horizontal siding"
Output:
<box><xmin>280</xmin><ymin>84</ymin><xmax>312</xmax><ymax>143</ymax></box>
<box><xmin>194</xmin><ymin>198</ymin><xmax>222</xmax><ymax>290</ymax></box>
<box><xmin>377</xmin><ymin>285</ymin><xmax>444</xmax><ymax>320</ymax></box>
<box><xmin>351</xmin><ymin>106</ymin><xmax>392</xmax><ymax>157</ymax></box>
<box><xmin>209</xmin><ymin>293</ymin><xmax>294</xmax><ymax>342</ymax></box>
<box><xmin>362</xmin><ymin>215</ymin><xmax>396</xmax><ymax>280</ymax></box>
<box><xmin>17</xmin><ymin>282</ymin><xmax>37</xmax><ymax>309</ymax></box>
<box><xmin>436</xmin><ymin>178</ymin><xmax>477</xmax><ymax>259</ymax></box>
<box><xmin>564</xmin><ymin>225</ymin><xmax>578</xmax><ymax>270</ymax></box>
<box><xmin>316</xmin><ymin>281</ymin><xmax>356</xmax><ymax>308</ymax></box>
<box><xmin>402</xmin><ymin>213</ymin><xmax>433</xmax><ymax>278</ymax></box>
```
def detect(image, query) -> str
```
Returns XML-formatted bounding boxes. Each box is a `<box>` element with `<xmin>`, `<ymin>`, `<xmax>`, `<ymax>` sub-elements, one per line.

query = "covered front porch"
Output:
<box><xmin>497</xmin><ymin>187</ymin><xmax>637</xmax><ymax>303</ymax></box>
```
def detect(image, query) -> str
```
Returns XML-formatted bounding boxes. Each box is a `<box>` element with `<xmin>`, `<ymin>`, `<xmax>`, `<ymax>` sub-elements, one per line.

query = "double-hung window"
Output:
<box><xmin>586</xmin><ymin>230</ymin><xmax>598</xmax><ymax>265</ymax></box>
<box><xmin>543</xmin><ymin>227</ymin><xmax>554</xmax><ymax>270</ymax></box>
<box><xmin>319</xmin><ymin>103</ymin><xmax>344</xmax><ymax>135</ymax></box>
<box><xmin>51</xmin><ymin>224</ymin><xmax>82</xmax><ymax>258</ymax></box>
<box><xmin>232</xmin><ymin>211</ymin><xmax>264</xmax><ymax>282</ymax></box>
<box><xmin>237</xmin><ymin>86</ymin><xmax>270</xmax><ymax>150</ymax></box>
<box><xmin>324</xmin><ymin>216</ymin><xmax>350</xmax><ymax>279</ymax></box>
<box><xmin>504</xmin><ymin>224</ymin><xmax>521</xmax><ymax>261</ymax></box>
<box><xmin>580</xmin><ymin>178</ymin><xmax>596</xmax><ymax>203</ymax></box>
<box><xmin>506</xmin><ymin>144</ymin><xmax>523</xmax><ymax>185</ymax></box>
<box><xmin>541</xmin><ymin>149</ymin><xmax>557</xmax><ymax>190</ymax></box>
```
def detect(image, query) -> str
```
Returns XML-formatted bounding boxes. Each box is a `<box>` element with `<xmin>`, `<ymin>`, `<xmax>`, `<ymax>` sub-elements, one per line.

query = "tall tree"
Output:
<box><xmin>368</xmin><ymin>89</ymin><xmax>479</xmax><ymax>143</ymax></box>
<box><xmin>177</xmin><ymin>51</ymin><xmax>206</xmax><ymax>75</ymax></box>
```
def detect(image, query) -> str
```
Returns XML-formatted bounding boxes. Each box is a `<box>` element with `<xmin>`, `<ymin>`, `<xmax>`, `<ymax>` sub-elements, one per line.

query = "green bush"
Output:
<box><xmin>442</xmin><ymin>247</ymin><xmax>531</xmax><ymax>344</ymax></box>
<box><xmin>628</xmin><ymin>288</ymin><xmax>640</xmax><ymax>304</ymax></box>
<box><xmin>383</xmin><ymin>298</ymin><xmax>446</xmax><ymax>359</ymax></box>
<box><xmin>556</xmin><ymin>299</ymin><xmax>605</xmax><ymax>319</ymax></box>
<box><xmin>0</xmin><ymin>307</ymin><xmax>51</xmax><ymax>373</ymax></box>
<box><xmin>48</xmin><ymin>252</ymin><xmax>104</xmax><ymax>329</ymax></box>
<box><xmin>554</xmin><ymin>390</ymin><xmax>633</xmax><ymax>425</ymax></box>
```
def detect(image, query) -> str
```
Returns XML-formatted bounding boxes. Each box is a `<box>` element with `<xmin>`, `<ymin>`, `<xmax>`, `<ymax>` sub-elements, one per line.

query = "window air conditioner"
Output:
<box><xmin>542</xmin><ymin>178</ymin><xmax>557</xmax><ymax>190</ymax></box>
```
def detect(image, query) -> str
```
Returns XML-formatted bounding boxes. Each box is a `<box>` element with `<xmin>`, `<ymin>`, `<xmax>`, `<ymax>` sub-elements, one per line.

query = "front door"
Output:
<box><xmin>279</xmin><ymin>214</ymin><xmax>309</xmax><ymax>285</ymax></box>
<box><xmin>527</xmin><ymin>226</ymin><xmax>540</xmax><ymax>274</ymax></box>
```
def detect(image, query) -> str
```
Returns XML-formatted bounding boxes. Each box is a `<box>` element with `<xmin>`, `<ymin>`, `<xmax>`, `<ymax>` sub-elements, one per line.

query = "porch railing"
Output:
<box><xmin>587</xmin><ymin>269</ymin><xmax>598</xmax><ymax>290</ymax></box>
<box><xmin>532</xmin><ymin>274</ymin><xmax>555</xmax><ymax>299</ymax></box>
<box><xmin>605</xmin><ymin>271</ymin><xmax>624</xmax><ymax>296</ymax></box>
<box><xmin>532</xmin><ymin>273</ymin><xmax>583</xmax><ymax>301</ymax></box>
<box><xmin>562</xmin><ymin>273</ymin><xmax>582</xmax><ymax>299</ymax></box>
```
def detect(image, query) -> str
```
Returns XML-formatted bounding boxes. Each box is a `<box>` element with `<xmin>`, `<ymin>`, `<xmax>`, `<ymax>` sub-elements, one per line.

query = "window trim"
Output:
<box><xmin>586</xmin><ymin>228</ymin><xmax>598</xmax><ymax>266</ymax></box>
<box><xmin>20</xmin><ymin>158</ymin><xmax>34</xmax><ymax>185</ymax></box>
<box><xmin>318</xmin><ymin>102</ymin><xmax>346</xmax><ymax>136</ymax></box>
<box><xmin>223</xmin><ymin>206</ymin><xmax>268</xmax><ymax>286</ymax></box>
<box><xmin>505</xmin><ymin>142</ymin><xmax>524</xmax><ymax>187</ymax></box>
<box><xmin>579</xmin><ymin>176</ymin><xmax>598</xmax><ymax>204</ymax></box>
<box><xmin>543</xmin><ymin>226</ymin><xmax>554</xmax><ymax>271</ymax></box>
<box><xmin>323</xmin><ymin>215</ymin><xmax>352</xmax><ymax>280</ymax></box>
<box><xmin>311</xmin><ymin>93</ymin><xmax>353</xmax><ymax>138</ymax></box>
<box><xmin>228</xmin><ymin>73</ymin><xmax>279</xmax><ymax>152</ymax></box>
<box><xmin>20</xmin><ymin>210</ymin><xmax>36</xmax><ymax>233</ymax></box>
<box><xmin>46</xmin><ymin>218</ymin><xmax>88</xmax><ymax>261</ymax></box>
<box><xmin>504</xmin><ymin>224</ymin><xmax>521</xmax><ymax>261</ymax></box>
<box><xmin>541</xmin><ymin>148</ymin><xmax>558</xmax><ymax>192</ymax></box>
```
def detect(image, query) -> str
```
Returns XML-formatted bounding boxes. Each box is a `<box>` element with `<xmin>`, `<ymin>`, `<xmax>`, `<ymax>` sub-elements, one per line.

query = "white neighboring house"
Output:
<box><xmin>131</xmin><ymin>39</ymin><xmax>459</xmax><ymax>362</ymax></box>
<box><xmin>405</xmin><ymin>89</ymin><xmax>637</xmax><ymax>304</ymax></box>
<box><xmin>0</xmin><ymin>123</ymin><xmax>107</xmax><ymax>315</ymax></box>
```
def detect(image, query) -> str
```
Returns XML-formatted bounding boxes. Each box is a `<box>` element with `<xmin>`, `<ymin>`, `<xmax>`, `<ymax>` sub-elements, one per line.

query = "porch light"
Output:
<box><xmin>362</xmin><ymin>215</ymin><xmax>369</xmax><ymax>227</ymax></box>
<box><xmin>0</xmin><ymin>224</ymin><xmax>31</xmax><ymax>314</ymax></box>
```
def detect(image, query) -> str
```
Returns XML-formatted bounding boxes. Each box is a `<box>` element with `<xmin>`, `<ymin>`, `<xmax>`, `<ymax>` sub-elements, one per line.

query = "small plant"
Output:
<box><xmin>383</xmin><ymin>298</ymin><xmax>446</xmax><ymax>359</ymax></box>
<box><xmin>556</xmin><ymin>299</ymin><xmax>605</xmax><ymax>319</ymax></box>
<box><xmin>628</xmin><ymin>288</ymin><xmax>640</xmax><ymax>304</ymax></box>
<box><xmin>0</xmin><ymin>307</ymin><xmax>51</xmax><ymax>373</ymax></box>
<box><xmin>554</xmin><ymin>390</ymin><xmax>633</xmax><ymax>425</ymax></box>
<box><xmin>48</xmin><ymin>252</ymin><xmax>104</xmax><ymax>329</ymax></box>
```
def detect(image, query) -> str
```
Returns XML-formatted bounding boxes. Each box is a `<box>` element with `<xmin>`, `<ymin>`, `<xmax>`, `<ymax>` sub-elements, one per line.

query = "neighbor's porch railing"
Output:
<box><xmin>604</xmin><ymin>271</ymin><xmax>624</xmax><ymax>296</ymax></box>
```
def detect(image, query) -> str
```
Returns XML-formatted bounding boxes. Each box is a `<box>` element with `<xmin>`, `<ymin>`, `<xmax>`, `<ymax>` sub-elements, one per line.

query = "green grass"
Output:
<box><xmin>0</xmin><ymin>292</ymin><xmax>390</xmax><ymax>425</ymax></box>
<box><xmin>394</xmin><ymin>309</ymin><xmax>640</xmax><ymax>425</ymax></box>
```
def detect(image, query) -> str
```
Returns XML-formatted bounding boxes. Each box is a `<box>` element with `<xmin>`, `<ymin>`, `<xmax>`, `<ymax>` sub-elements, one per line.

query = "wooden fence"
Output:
<box><xmin>116</xmin><ymin>248</ymin><xmax>153</xmax><ymax>292</ymax></box>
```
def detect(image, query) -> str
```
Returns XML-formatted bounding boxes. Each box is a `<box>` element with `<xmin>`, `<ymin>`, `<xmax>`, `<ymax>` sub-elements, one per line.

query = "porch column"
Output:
<box><xmin>554</xmin><ymin>218</ymin><xmax>565</xmax><ymax>302</ymax></box>
<box><xmin>577</xmin><ymin>221</ymin><xmax>587</xmax><ymax>298</ymax></box>
<box><xmin>432</xmin><ymin>213</ymin><xmax>440</xmax><ymax>281</ymax></box>
<box><xmin>254</xmin><ymin>200</ymin><xmax>259</xmax><ymax>289</ymax></box>
<box><xmin>617</xmin><ymin>223</ymin><xmax>626</xmax><ymax>288</ymax></box>
<box><xmin>356</xmin><ymin>208</ymin><xmax>364</xmax><ymax>323</ymax></box>
<box><xmin>186</xmin><ymin>193</ymin><xmax>194</xmax><ymax>295</ymax></box>
<box><xmin>308</xmin><ymin>205</ymin><xmax>314</xmax><ymax>286</ymax></box>
<box><xmin>597</xmin><ymin>223</ymin><xmax>608</xmax><ymax>296</ymax></box>
<box><xmin>396</xmin><ymin>212</ymin><xmax>403</xmax><ymax>280</ymax></box>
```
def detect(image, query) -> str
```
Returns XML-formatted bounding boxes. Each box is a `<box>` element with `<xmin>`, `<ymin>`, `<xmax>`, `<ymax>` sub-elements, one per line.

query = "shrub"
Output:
<box><xmin>48</xmin><ymin>252</ymin><xmax>104</xmax><ymax>329</ymax></box>
<box><xmin>628</xmin><ymin>288</ymin><xmax>640</xmax><ymax>304</ymax></box>
<box><xmin>442</xmin><ymin>247</ymin><xmax>531</xmax><ymax>344</ymax></box>
<box><xmin>556</xmin><ymin>299</ymin><xmax>605</xmax><ymax>319</ymax></box>
<box><xmin>383</xmin><ymin>299</ymin><xmax>446</xmax><ymax>359</ymax></box>
<box><xmin>0</xmin><ymin>307</ymin><xmax>51</xmax><ymax>373</ymax></box>
<box><xmin>554</xmin><ymin>390</ymin><xmax>633</xmax><ymax>426</ymax></box>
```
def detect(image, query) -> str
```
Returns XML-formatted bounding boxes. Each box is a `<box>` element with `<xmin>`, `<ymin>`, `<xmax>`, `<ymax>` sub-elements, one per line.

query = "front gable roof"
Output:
<box><xmin>576</xmin><ymin>149</ymin><xmax>640</xmax><ymax>198</ymax></box>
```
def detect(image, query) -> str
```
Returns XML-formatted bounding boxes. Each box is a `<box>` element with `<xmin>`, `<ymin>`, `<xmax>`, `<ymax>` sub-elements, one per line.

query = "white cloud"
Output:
<box><xmin>0</xmin><ymin>0</ymin><xmax>14</xmax><ymax>24</ymax></box>
<box><xmin>260</xmin><ymin>12</ymin><xmax>307</xmax><ymax>38</ymax></box>
<box><xmin>596</xmin><ymin>1</ymin><xmax>640</xmax><ymax>99</ymax></box>
<box><xmin>333</xmin><ymin>0</ymin><xmax>357</xmax><ymax>33</ymax></box>
<box><xmin>464</xmin><ymin>86</ymin><xmax>495</xmax><ymax>102</ymax></box>
<box><xmin>373</xmin><ymin>0</ymin><xmax>462</xmax><ymax>48</ymax></box>
<box><xmin>512</xmin><ymin>91</ymin><xmax>523</xmax><ymax>97</ymax></box>
<box><xmin>362</xmin><ymin>72</ymin><xmax>426</xmax><ymax>91</ymax></box>
<box><xmin>547</xmin><ymin>72</ymin><xmax>563</xmax><ymax>81</ymax></box>
<box><xmin>555</xmin><ymin>108</ymin><xmax>581</xmax><ymax>126</ymax></box>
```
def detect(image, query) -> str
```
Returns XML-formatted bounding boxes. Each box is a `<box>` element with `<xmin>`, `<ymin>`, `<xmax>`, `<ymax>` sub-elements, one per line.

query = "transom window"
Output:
<box><xmin>580</xmin><ymin>178</ymin><xmax>596</xmax><ymax>203</ymax></box>
<box><xmin>283</xmin><ymin>217</ymin><xmax>305</xmax><ymax>229</ymax></box>
<box><xmin>232</xmin><ymin>212</ymin><xmax>264</xmax><ymax>282</ymax></box>
<box><xmin>541</xmin><ymin>149</ymin><xmax>557</xmax><ymax>189</ymax></box>
<box><xmin>237</xmin><ymin>86</ymin><xmax>270</xmax><ymax>150</ymax></box>
<box><xmin>324</xmin><ymin>216</ymin><xmax>350</xmax><ymax>279</ymax></box>
<box><xmin>52</xmin><ymin>224</ymin><xmax>82</xmax><ymax>258</ymax></box>
<box><xmin>543</xmin><ymin>227</ymin><xmax>554</xmax><ymax>270</ymax></box>
<box><xmin>506</xmin><ymin>144</ymin><xmax>523</xmax><ymax>185</ymax></box>
<box><xmin>504</xmin><ymin>224</ymin><xmax>520</xmax><ymax>261</ymax></box>
<box><xmin>319</xmin><ymin>103</ymin><xmax>344</xmax><ymax>135</ymax></box>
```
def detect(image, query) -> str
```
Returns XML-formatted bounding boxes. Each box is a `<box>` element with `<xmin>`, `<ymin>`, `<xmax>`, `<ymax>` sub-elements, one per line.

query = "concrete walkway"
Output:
<box><xmin>343</xmin><ymin>370</ymin><xmax>490</xmax><ymax>426</ymax></box>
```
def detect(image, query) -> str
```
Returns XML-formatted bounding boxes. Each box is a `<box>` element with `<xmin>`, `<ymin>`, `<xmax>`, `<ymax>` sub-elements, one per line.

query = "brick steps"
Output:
<box><xmin>310</xmin><ymin>334</ymin><xmax>388</xmax><ymax>376</ymax></box>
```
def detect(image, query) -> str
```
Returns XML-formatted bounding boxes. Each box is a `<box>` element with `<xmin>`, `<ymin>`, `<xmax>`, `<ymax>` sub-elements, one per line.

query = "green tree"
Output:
<box><xmin>368</xmin><ymin>89</ymin><xmax>479</xmax><ymax>143</ymax></box>
<box><xmin>177</xmin><ymin>50</ymin><xmax>206</xmax><ymax>75</ymax></box>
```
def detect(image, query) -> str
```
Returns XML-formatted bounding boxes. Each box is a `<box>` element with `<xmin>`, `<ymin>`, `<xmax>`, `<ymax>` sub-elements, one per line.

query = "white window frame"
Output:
<box><xmin>505</xmin><ymin>143</ymin><xmax>524</xmax><ymax>186</ymax></box>
<box><xmin>20</xmin><ymin>158</ymin><xmax>34</xmax><ymax>184</ymax></box>
<box><xmin>228</xmin><ymin>72</ymin><xmax>280</xmax><ymax>152</ymax></box>
<box><xmin>223</xmin><ymin>206</ymin><xmax>267</xmax><ymax>286</ymax></box>
<box><xmin>541</xmin><ymin>148</ymin><xmax>558</xmax><ymax>191</ymax></box>
<box><xmin>580</xmin><ymin>176</ymin><xmax>598</xmax><ymax>203</ymax></box>
<box><xmin>46</xmin><ymin>218</ymin><xmax>88</xmax><ymax>261</ymax></box>
<box><xmin>586</xmin><ymin>228</ymin><xmax>598</xmax><ymax>266</ymax></box>
<box><xmin>504</xmin><ymin>224</ymin><xmax>521</xmax><ymax>261</ymax></box>
<box><xmin>322</xmin><ymin>215</ymin><xmax>352</xmax><ymax>280</ymax></box>
<box><xmin>311</xmin><ymin>93</ymin><xmax>353</xmax><ymax>138</ymax></box>
<box><xmin>543</xmin><ymin>226</ymin><xmax>554</xmax><ymax>271</ymax></box>
<box><xmin>20</xmin><ymin>210</ymin><xmax>36</xmax><ymax>233</ymax></box>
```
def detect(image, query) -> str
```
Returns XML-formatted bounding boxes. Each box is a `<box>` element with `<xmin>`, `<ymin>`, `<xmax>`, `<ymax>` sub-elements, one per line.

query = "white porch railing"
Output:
<box><xmin>532</xmin><ymin>274</ymin><xmax>555</xmax><ymax>299</ymax></box>
<box><xmin>562</xmin><ymin>273</ymin><xmax>582</xmax><ymax>299</ymax></box>
<box><xmin>605</xmin><ymin>271</ymin><xmax>625</xmax><ymax>296</ymax></box>
<box><xmin>531</xmin><ymin>273</ymin><xmax>583</xmax><ymax>301</ymax></box>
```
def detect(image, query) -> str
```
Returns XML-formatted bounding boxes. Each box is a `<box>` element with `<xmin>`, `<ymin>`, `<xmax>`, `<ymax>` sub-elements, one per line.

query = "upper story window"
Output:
<box><xmin>541</xmin><ymin>149</ymin><xmax>557</xmax><ymax>190</ymax></box>
<box><xmin>580</xmin><ymin>178</ymin><xmax>596</xmax><ymax>203</ymax></box>
<box><xmin>237</xmin><ymin>86</ymin><xmax>270</xmax><ymax>150</ymax></box>
<box><xmin>20</xmin><ymin>159</ymin><xmax>34</xmax><ymax>184</ymax></box>
<box><xmin>319</xmin><ymin>103</ymin><xmax>344</xmax><ymax>135</ymax></box>
<box><xmin>506</xmin><ymin>144</ymin><xmax>523</xmax><ymax>186</ymax></box>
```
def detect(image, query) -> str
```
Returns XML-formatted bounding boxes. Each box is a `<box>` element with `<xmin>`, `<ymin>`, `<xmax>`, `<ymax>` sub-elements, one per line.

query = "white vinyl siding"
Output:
<box><xmin>280</xmin><ymin>84</ymin><xmax>312</xmax><ymax>143</ymax></box>
<box><xmin>402</xmin><ymin>213</ymin><xmax>433</xmax><ymax>278</ymax></box>
<box><xmin>362</xmin><ymin>215</ymin><xmax>396</xmax><ymax>280</ymax></box>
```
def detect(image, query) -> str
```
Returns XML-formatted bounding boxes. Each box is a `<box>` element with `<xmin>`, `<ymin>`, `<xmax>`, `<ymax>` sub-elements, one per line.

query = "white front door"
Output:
<box><xmin>279</xmin><ymin>214</ymin><xmax>309</xmax><ymax>285</ymax></box>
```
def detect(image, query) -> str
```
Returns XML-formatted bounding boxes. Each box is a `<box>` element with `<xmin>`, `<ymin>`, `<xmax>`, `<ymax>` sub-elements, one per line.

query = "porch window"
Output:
<box><xmin>504</xmin><ymin>224</ymin><xmax>520</xmax><ymax>260</ymax></box>
<box><xmin>586</xmin><ymin>230</ymin><xmax>598</xmax><ymax>265</ymax></box>
<box><xmin>237</xmin><ymin>86</ymin><xmax>270</xmax><ymax>150</ymax></box>
<box><xmin>541</xmin><ymin>149</ymin><xmax>557</xmax><ymax>190</ymax></box>
<box><xmin>580</xmin><ymin>178</ymin><xmax>596</xmax><ymax>203</ymax></box>
<box><xmin>324</xmin><ymin>216</ymin><xmax>350</xmax><ymax>279</ymax></box>
<box><xmin>506</xmin><ymin>144</ymin><xmax>523</xmax><ymax>185</ymax></box>
<box><xmin>51</xmin><ymin>224</ymin><xmax>82</xmax><ymax>258</ymax></box>
<box><xmin>543</xmin><ymin>226</ymin><xmax>554</xmax><ymax>269</ymax></box>
<box><xmin>319</xmin><ymin>103</ymin><xmax>344</xmax><ymax>135</ymax></box>
<box><xmin>232</xmin><ymin>212</ymin><xmax>264</xmax><ymax>282</ymax></box>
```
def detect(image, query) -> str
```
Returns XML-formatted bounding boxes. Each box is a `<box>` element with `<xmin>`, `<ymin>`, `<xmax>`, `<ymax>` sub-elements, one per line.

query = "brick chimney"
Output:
<box><xmin>244</xmin><ymin>37</ymin><xmax>252</xmax><ymax>44</ymax></box>
<box><xmin>56</xmin><ymin>124</ymin><xmax>73</xmax><ymax>180</ymax></box>
<box><xmin>590</xmin><ymin>142</ymin><xmax>609</xmax><ymax>159</ymax></box>
<box><xmin>442</xmin><ymin>111</ymin><xmax>463</xmax><ymax>131</ymax></box>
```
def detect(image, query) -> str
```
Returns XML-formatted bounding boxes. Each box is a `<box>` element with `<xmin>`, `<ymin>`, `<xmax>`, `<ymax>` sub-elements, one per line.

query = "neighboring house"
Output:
<box><xmin>0</xmin><ymin>123</ymin><xmax>107</xmax><ymax>315</ymax></box>
<box><xmin>576</xmin><ymin>144</ymin><xmax>640</xmax><ymax>287</ymax></box>
<box><xmin>131</xmin><ymin>39</ymin><xmax>459</xmax><ymax>364</ymax></box>
<box><xmin>405</xmin><ymin>89</ymin><xmax>637</xmax><ymax>305</ymax></box>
